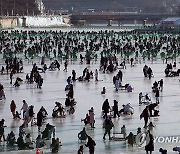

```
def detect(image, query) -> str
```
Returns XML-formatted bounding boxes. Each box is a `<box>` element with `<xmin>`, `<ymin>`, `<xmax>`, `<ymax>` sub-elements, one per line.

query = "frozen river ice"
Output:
<box><xmin>0</xmin><ymin>56</ymin><xmax>180</xmax><ymax>154</ymax></box>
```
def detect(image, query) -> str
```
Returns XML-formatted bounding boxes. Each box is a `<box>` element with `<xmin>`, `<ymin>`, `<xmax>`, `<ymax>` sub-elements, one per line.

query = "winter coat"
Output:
<box><xmin>155</xmin><ymin>90</ymin><xmax>159</xmax><ymax>97</ymax></box>
<box><xmin>104</xmin><ymin>119</ymin><xmax>114</xmax><ymax>132</ymax></box>
<box><xmin>10</xmin><ymin>102</ymin><xmax>16</xmax><ymax>113</ymax></box>
<box><xmin>37</xmin><ymin>111</ymin><xmax>43</xmax><ymax>127</ymax></box>
<box><xmin>102</xmin><ymin>100</ymin><xmax>110</xmax><ymax>113</ymax></box>
<box><xmin>145</xmin><ymin>133</ymin><xmax>154</xmax><ymax>152</ymax></box>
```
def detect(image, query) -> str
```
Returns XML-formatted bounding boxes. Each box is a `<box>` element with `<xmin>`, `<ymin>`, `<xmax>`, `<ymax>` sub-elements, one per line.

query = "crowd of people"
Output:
<box><xmin>0</xmin><ymin>30</ymin><xmax>179</xmax><ymax>63</ymax></box>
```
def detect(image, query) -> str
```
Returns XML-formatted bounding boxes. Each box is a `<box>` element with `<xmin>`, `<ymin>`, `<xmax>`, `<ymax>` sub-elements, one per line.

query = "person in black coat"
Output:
<box><xmin>117</xmin><ymin>70</ymin><xmax>123</xmax><ymax>81</ymax></box>
<box><xmin>37</xmin><ymin>109</ymin><xmax>43</xmax><ymax>132</ymax></box>
<box><xmin>102</xmin><ymin>99</ymin><xmax>110</xmax><ymax>119</ymax></box>
<box><xmin>113</xmin><ymin>76</ymin><xmax>116</xmax><ymax>85</ymax></box>
<box><xmin>140</xmin><ymin>106</ymin><xmax>150</xmax><ymax>128</ymax></box>
<box><xmin>72</xmin><ymin>70</ymin><xmax>76</xmax><ymax>81</ymax></box>
<box><xmin>158</xmin><ymin>79</ymin><xmax>163</xmax><ymax>91</ymax></box>
<box><xmin>143</xmin><ymin>65</ymin><xmax>148</xmax><ymax>77</ymax></box>
<box><xmin>28</xmin><ymin>105</ymin><xmax>34</xmax><ymax>126</ymax></box>
<box><xmin>155</xmin><ymin>89</ymin><xmax>160</xmax><ymax>103</ymax></box>
<box><xmin>67</xmin><ymin>84</ymin><xmax>74</xmax><ymax>99</ymax></box>
<box><xmin>147</xmin><ymin>67</ymin><xmax>153</xmax><ymax>79</ymax></box>
<box><xmin>113</xmin><ymin>100</ymin><xmax>120</xmax><ymax>118</ymax></box>
<box><xmin>85</xmin><ymin>136</ymin><xmax>96</xmax><ymax>154</ymax></box>
<box><xmin>65</xmin><ymin>97</ymin><xmax>71</xmax><ymax>107</ymax></box>
<box><xmin>145</xmin><ymin>130</ymin><xmax>154</xmax><ymax>154</ymax></box>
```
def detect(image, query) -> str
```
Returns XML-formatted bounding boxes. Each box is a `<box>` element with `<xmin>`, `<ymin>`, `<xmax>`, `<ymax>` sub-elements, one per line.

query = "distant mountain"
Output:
<box><xmin>0</xmin><ymin>0</ymin><xmax>179</xmax><ymax>16</ymax></box>
<box><xmin>0</xmin><ymin>0</ymin><xmax>41</xmax><ymax>16</ymax></box>
<box><xmin>43</xmin><ymin>0</ymin><xmax>180</xmax><ymax>14</ymax></box>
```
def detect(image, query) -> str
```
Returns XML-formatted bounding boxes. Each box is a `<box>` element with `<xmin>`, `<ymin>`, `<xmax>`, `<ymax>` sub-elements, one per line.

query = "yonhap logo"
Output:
<box><xmin>135</xmin><ymin>132</ymin><xmax>148</xmax><ymax>147</ymax></box>
<box><xmin>154</xmin><ymin>136</ymin><xmax>180</xmax><ymax>144</ymax></box>
<box><xmin>135</xmin><ymin>133</ymin><xmax>180</xmax><ymax>147</ymax></box>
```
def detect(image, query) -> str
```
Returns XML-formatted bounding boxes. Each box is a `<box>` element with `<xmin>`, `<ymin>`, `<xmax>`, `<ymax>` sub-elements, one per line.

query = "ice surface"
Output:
<box><xmin>0</xmin><ymin>35</ymin><xmax>180</xmax><ymax>154</ymax></box>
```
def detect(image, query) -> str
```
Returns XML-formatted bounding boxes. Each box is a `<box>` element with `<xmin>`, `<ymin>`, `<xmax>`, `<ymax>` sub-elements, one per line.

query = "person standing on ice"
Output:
<box><xmin>139</xmin><ymin>92</ymin><xmax>143</xmax><ymax>105</ymax></box>
<box><xmin>158</xmin><ymin>79</ymin><xmax>163</xmax><ymax>91</ymax></box>
<box><xmin>145</xmin><ymin>130</ymin><xmax>154</xmax><ymax>154</ymax></box>
<box><xmin>140</xmin><ymin>106</ymin><xmax>150</xmax><ymax>128</ymax></box>
<box><xmin>113</xmin><ymin>100</ymin><xmax>120</xmax><ymax>118</ymax></box>
<box><xmin>95</xmin><ymin>69</ymin><xmax>98</xmax><ymax>81</ymax></box>
<box><xmin>28</xmin><ymin>105</ymin><xmax>35</xmax><ymax>126</ymax></box>
<box><xmin>115</xmin><ymin>76</ymin><xmax>120</xmax><ymax>91</ymax></box>
<box><xmin>155</xmin><ymin>88</ymin><xmax>160</xmax><ymax>103</ymax></box>
<box><xmin>102</xmin><ymin>99</ymin><xmax>111</xmax><ymax>119</ymax></box>
<box><xmin>143</xmin><ymin>65</ymin><xmax>148</xmax><ymax>77</ymax></box>
<box><xmin>147</xmin><ymin>67</ymin><xmax>153</xmax><ymax>79</ymax></box>
<box><xmin>103</xmin><ymin>117</ymin><xmax>114</xmax><ymax>140</ymax></box>
<box><xmin>10</xmin><ymin>100</ymin><xmax>16</xmax><ymax>119</ymax></box>
<box><xmin>72</xmin><ymin>70</ymin><xmax>76</xmax><ymax>81</ymax></box>
<box><xmin>37</xmin><ymin>109</ymin><xmax>43</xmax><ymax>132</ymax></box>
<box><xmin>67</xmin><ymin>84</ymin><xmax>74</xmax><ymax>99</ymax></box>
<box><xmin>63</xmin><ymin>60</ymin><xmax>68</xmax><ymax>72</ymax></box>
<box><xmin>89</xmin><ymin>107</ymin><xmax>95</xmax><ymax>128</ymax></box>
<box><xmin>23</xmin><ymin>108</ymin><xmax>29</xmax><ymax>127</ymax></box>
<box><xmin>41</xmin><ymin>56</ymin><xmax>45</xmax><ymax>65</ymax></box>
<box><xmin>10</xmin><ymin>71</ymin><xmax>13</xmax><ymax>84</ymax></box>
<box><xmin>21</xmin><ymin>100</ymin><xmax>28</xmax><ymax>119</ymax></box>
<box><xmin>117</xmin><ymin>70</ymin><xmax>123</xmax><ymax>82</ymax></box>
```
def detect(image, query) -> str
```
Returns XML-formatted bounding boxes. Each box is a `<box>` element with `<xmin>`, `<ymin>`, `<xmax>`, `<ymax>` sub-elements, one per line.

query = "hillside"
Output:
<box><xmin>0</xmin><ymin>0</ymin><xmax>41</xmax><ymax>16</ymax></box>
<box><xmin>0</xmin><ymin>0</ymin><xmax>179</xmax><ymax>16</ymax></box>
<box><xmin>43</xmin><ymin>0</ymin><xmax>179</xmax><ymax>14</ymax></box>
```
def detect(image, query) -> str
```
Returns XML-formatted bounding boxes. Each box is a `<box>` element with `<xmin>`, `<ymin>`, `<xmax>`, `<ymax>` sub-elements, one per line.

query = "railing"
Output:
<box><xmin>72</xmin><ymin>12</ymin><xmax>178</xmax><ymax>16</ymax></box>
